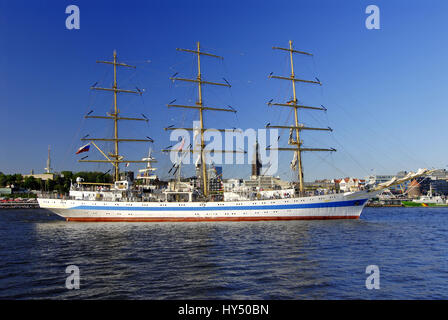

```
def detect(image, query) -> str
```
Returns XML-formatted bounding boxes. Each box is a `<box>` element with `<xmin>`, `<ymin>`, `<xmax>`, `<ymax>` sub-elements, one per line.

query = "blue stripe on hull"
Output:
<box><xmin>71</xmin><ymin>199</ymin><xmax>369</xmax><ymax>211</ymax></box>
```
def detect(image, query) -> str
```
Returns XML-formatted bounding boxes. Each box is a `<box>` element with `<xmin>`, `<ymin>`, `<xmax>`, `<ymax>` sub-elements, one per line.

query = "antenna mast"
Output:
<box><xmin>267</xmin><ymin>40</ymin><xmax>335</xmax><ymax>193</ymax></box>
<box><xmin>45</xmin><ymin>145</ymin><xmax>52</xmax><ymax>173</ymax></box>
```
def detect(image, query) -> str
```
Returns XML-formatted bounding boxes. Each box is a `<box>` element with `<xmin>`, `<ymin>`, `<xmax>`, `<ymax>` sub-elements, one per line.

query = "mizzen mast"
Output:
<box><xmin>79</xmin><ymin>50</ymin><xmax>155</xmax><ymax>182</ymax></box>
<box><xmin>267</xmin><ymin>40</ymin><xmax>335</xmax><ymax>193</ymax></box>
<box><xmin>164</xmin><ymin>42</ymin><xmax>240</xmax><ymax>198</ymax></box>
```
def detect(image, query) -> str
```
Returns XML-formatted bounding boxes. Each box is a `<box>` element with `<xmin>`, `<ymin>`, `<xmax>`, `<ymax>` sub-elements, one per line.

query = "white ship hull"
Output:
<box><xmin>38</xmin><ymin>191</ymin><xmax>374</xmax><ymax>222</ymax></box>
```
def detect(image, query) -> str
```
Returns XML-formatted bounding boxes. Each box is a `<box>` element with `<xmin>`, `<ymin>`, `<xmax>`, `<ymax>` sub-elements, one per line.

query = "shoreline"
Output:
<box><xmin>0</xmin><ymin>202</ymin><xmax>39</xmax><ymax>209</ymax></box>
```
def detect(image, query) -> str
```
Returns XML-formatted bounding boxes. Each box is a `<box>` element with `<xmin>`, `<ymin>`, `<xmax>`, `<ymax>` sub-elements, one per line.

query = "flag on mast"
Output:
<box><xmin>76</xmin><ymin>143</ymin><xmax>90</xmax><ymax>154</ymax></box>
<box><xmin>177</xmin><ymin>137</ymin><xmax>185</xmax><ymax>152</ymax></box>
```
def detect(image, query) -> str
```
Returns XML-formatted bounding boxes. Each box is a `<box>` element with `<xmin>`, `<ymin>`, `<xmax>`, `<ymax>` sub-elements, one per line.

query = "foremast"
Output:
<box><xmin>267</xmin><ymin>40</ymin><xmax>336</xmax><ymax>193</ymax></box>
<box><xmin>79</xmin><ymin>50</ymin><xmax>155</xmax><ymax>182</ymax></box>
<box><xmin>164</xmin><ymin>42</ymin><xmax>242</xmax><ymax>198</ymax></box>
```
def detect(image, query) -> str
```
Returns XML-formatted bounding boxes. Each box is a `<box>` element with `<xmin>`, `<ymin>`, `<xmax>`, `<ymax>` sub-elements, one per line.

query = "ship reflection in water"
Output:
<box><xmin>0</xmin><ymin>208</ymin><xmax>447</xmax><ymax>299</ymax></box>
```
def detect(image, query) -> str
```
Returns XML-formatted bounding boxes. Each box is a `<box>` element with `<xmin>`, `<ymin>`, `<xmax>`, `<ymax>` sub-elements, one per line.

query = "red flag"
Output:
<box><xmin>76</xmin><ymin>143</ymin><xmax>90</xmax><ymax>154</ymax></box>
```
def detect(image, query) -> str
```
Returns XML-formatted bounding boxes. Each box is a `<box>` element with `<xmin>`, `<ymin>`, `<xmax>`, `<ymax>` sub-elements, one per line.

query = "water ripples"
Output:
<box><xmin>0</xmin><ymin>208</ymin><xmax>447</xmax><ymax>299</ymax></box>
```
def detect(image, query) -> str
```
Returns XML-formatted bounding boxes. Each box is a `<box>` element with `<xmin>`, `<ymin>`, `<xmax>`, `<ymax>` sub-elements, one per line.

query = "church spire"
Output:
<box><xmin>252</xmin><ymin>139</ymin><xmax>262</xmax><ymax>177</ymax></box>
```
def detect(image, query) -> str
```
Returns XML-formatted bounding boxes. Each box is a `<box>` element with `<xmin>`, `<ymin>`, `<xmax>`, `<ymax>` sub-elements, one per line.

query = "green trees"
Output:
<box><xmin>0</xmin><ymin>173</ymin><xmax>23</xmax><ymax>188</ymax></box>
<box><xmin>23</xmin><ymin>176</ymin><xmax>40</xmax><ymax>190</ymax></box>
<box><xmin>73</xmin><ymin>171</ymin><xmax>113</xmax><ymax>184</ymax></box>
<box><xmin>0</xmin><ymin>171</ymin><xmax>113</xmax><ymax>194</ymax></box>
<box><xmin>0</xmin><ymin>172</ymin><xmax>6</xmax><ymax>187</ymax></box>
<box><xmin>51</xmin><ymin>171</ymin><xmax>113</xmax><ymax>193</ymax></box>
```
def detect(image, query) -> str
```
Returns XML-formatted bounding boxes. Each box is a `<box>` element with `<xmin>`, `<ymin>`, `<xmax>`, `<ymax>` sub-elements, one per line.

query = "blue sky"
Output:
<box><xmin>1</xmin><ymin>0</ymin><xmax>448</xmax><ymax>181</ymax></box>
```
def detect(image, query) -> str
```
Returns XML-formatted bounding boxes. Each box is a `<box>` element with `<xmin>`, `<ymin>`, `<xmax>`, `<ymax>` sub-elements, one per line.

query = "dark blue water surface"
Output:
<box><xmin>0</xmin><ymin>207</ymin><xmax>447</xmax><ymax>299</ymax></box>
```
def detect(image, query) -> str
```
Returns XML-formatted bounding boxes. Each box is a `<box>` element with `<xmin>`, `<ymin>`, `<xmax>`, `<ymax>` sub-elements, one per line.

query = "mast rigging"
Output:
<box><xmin>166</xmin><ymin>42</ymin><xmax>242</xmax><ymax>198</ymax></box>
<box><xmin>267</xmin><ymin>40</ymin><xmax>335</xmax><ymax>193</ymax></box>
<box><xmin>79</xmin><ymin>50</ymin><xmax>155</xmax><ymax>182</ymax></box>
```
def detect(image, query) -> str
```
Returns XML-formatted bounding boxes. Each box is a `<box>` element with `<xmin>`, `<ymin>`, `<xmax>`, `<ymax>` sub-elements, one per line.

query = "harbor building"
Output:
<box><xmin>365</xmin><ymin>172</ymin><xmax>409</xmax><ymax>193</ymax></box>
<box><xmin>304</xmin><ymin>179</ymin><xmax>337</xmax><ymax>193</ymax></box>
<box><xmin>415</xmin><ymin>176</ymin><xmax>448</xmax><ymax>196</ymax></box>
<box><xmin>222</xmin><ymin>178</ymin><xmax>243</xmax><ymax>192</ymax></box>
<box><xmin>333</xmin><ymin>178</ymin><xmax>366</xmax><ymax>192</ymax></box>
<box><xmin>365</xmin><ymin>174</ymin><xmax>395</xmax><ymax>186</ymax></box>
<box><xmin>244</xmin><ymin>175</ymin><xmax>291</xmax><ymax>190</ymax></box>
<box><xmin>23</xmin><ymin>146</ymin><xmax>58</xmax><ymax>181</ymax></box>
<box><xmin>208</xmin><ymin>166</ymin><xmax>223</xmax><ymax>199</ymax></box>
<box><xmin>242</xmin><ymin>139</ymin><xmax>291</xmax><ymax>191</ymax></box>
<box><xmin>23</xmin><ymin>171</ymin><xmax>57</xmax><ymax>181</ymax></box>
<box><xmin>0</xmin><ymin>187</ymin><xmax>12</xmax><ymax>195</ymax></box>
<box><xmin>365</xmin><ymin>170</ymin><xmax>448</xmax><ymax>195</ymax></box>
<box><xmin>428</xmin><ymin>169</ymin><xmax>448</xmax><ymax>180</ymax></box>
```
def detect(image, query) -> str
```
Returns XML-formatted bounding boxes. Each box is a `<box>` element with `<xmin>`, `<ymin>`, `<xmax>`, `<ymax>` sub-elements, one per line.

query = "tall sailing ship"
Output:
<box><xmin>38</xmin><ymin>42</ymin><xmax>431</xmax><ymax>222</ymax></box>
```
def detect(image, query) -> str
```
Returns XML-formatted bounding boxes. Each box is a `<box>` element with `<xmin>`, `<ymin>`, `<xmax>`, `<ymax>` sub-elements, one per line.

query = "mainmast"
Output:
<box><xmin>164</xmin><ymin>42</ymin><xmax>241</xmax><ymax>198</ymax></box>
<box><xmin>79</xmin><ymin>50</ymin><xmax>155</xmax><ymax>182</ymax></box>
<box><xmin>267</xmin><ymin>40</ymin><xmax>335</xmax><ymax>193</ymax></box>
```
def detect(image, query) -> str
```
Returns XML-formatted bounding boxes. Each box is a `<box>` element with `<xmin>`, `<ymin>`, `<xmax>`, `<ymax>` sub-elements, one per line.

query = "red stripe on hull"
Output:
<box><xmin>66</xmin><ymin>216</ymin><xmax>360</xmax><ymax>222</ymax></box>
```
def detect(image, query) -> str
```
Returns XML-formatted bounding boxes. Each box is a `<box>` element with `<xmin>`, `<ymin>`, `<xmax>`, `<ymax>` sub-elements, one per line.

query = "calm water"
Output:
<box><xmin>0</xmin><ymin>207</ymin><xmax>447</xmax><ymax>299</ymax></box>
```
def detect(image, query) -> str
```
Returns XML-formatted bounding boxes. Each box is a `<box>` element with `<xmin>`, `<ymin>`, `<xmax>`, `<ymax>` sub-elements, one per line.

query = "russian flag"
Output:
<box><xmin>76</xmin><ymin>143</ymin><xmax>90</xmax><ymax>154</ymax></box>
